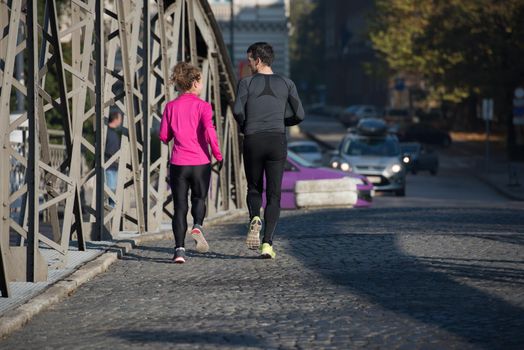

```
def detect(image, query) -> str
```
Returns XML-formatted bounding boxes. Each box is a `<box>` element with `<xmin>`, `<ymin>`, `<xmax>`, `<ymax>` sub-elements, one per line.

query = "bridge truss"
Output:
<box><xmin>0</xmin><ymin>0</ymin><xmax>243</xmax><ymax>297</ymax></box>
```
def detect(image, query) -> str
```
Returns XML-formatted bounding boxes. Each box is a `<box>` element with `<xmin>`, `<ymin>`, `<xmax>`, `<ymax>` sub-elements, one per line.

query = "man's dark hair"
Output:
<box><xmin>247</xmin><ymin>42</ymin><xmax>274</xmax><ymax>67</ymax></box>
<box><xmin>108</xmin><ymin>111</ymin><xmax>122</xmax><ymax>124</ymax></box>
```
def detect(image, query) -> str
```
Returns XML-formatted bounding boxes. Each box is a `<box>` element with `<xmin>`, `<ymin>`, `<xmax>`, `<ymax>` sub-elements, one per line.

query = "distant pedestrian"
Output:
<box><xmin>159</xmin><ymin>62</ymin><xmax>223</xmax><ymax>264</ymax></box>
<box><xmin>105</xmin><ymin>111</ymin><xmax>122</xmax><ymax>208</ymax></box>
<box><xmin>233</xmin><ymin>42</ymin><xmax>305</xmax><ymax>259</ymax></box>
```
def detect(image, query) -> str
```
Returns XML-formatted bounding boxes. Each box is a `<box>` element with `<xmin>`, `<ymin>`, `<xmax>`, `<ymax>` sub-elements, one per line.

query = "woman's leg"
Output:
<box><xmin>169</xmin><ymin>164</ymin><xmax>190</xmax><ymax>248</ymax></box>
<box><xmin>189</xmin><ymin>163</ymin><xmax>211</xmax><ymax>226</ymax></box>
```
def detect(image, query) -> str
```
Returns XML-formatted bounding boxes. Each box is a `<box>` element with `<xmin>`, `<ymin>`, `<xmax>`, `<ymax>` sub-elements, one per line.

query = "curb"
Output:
<box><xmin>473</xmin><ymin>173</ymin><xmax>524</xmax><ymax>201</ymax></box>
<box><xmin>0</xmin><ymin>209</ymin><xmax>246</xmax><ymax>339</ymax></box>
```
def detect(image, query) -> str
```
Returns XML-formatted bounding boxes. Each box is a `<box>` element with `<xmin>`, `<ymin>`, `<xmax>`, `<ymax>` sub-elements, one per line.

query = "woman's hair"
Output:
<box><xmin>170</xmin><ymin>62</ymin><xmax>201</xmax><ymax>92</ymax></box>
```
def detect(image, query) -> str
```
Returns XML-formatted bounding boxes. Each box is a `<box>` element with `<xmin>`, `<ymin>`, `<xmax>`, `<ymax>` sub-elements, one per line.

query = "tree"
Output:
<box><xmin>369</xmin><ymin>0</ymin><xmax>524</xmax><ymax>158</ymax></box>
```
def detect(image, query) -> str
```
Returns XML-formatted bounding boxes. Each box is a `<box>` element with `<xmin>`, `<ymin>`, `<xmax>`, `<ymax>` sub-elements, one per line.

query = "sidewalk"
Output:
<box><xmin>474</xmin><ymin>162</ymin><xmax>524</xmax><ymax>201</ymax></box>
<box><xmin>0</xmin><ymin>210</ymin><xmax>245</xmax><ymax>338</ymax></box>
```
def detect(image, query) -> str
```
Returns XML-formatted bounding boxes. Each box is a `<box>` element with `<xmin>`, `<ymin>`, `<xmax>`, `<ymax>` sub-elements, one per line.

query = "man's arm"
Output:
<box><xmin>233</xmin><ymin>78</ymin><xmax>248</xmax><ymax>131</ymax></box>
<box><xmin>288</xmin><ymin>80</ymin><xmax>305</xmax><ymax>122</ymax></box>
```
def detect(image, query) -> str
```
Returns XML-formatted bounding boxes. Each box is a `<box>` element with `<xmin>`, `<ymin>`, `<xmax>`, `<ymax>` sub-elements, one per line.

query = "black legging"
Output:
<box><xmin>243</xmin><ymin>132</ymin><xmax>287</xmax><ymax>245</ymax></box>
<box><xmin>169</xmin><ymin>163</ymin><xmax>211</xmax><ymax>248</ymax></box>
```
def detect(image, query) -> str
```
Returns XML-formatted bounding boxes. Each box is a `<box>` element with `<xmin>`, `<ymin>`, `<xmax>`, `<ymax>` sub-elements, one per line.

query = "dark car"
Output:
<box><xmin>401</xmin><ymin>123</ymin><xmax>452</xmax><ymax>147</ymax></box>
<box><xmin>401</xmin><ymin>142</ymin><xmax>439</xmax><ymax>175</ymax></box>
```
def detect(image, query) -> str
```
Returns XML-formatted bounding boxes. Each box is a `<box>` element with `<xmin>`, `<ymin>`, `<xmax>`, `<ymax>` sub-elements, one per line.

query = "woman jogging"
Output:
<box><xmin>159</xmin><ymin>62</ymin><xmax>223</xmax><ymax>264</ymax></box>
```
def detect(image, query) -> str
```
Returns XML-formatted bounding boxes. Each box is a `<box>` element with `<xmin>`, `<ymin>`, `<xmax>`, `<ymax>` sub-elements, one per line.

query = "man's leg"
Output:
<box><xmin>262</xmin><ymin>157</ymin><xmax>286</xmax><ymax>245</ymax></box>
<box><xmin>243</xmin><ymin>140</ymin><xmax>265</xmax><ymax>219</ymax></box>
<box><xmin>243</xmin><ymin>136</ymin><xmax>265</xmax><ymax>249</ymax></box>
<box><xmin>169</xmin><ymin>165</ymin><xmax>190</xmax><ymax>249</ymax></box>
<box><xmin>105</xmin><ymin>169</ymin><xmax>117</xmax><ymax>208</ymax></box>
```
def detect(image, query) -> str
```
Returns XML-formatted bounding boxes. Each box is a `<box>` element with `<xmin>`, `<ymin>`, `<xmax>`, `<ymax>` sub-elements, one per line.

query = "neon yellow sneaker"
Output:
<box><xmin>259</xmin><ymin>243</ymin><xmax>276</xmax><ymax>259</ymax></box>
<box><xmin>246</xmin><ymin>216</ymin><xmax>262</xmax><ymax>250</ymax></box>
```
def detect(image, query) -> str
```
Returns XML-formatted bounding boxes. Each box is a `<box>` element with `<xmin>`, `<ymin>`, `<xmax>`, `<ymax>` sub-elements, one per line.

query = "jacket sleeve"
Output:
<box><xmin>233</xmin><ymin>78</ymin><xmax>248</xmax><ymax>131</ymax></box>
<box><xmin>159</xmin><ymin>105</ymin><xmax>174</xmax><ymax>144</ymax></box>
<box><xmin>202</xmin><ymin>103</ymin><xmax>223</xmax><ymax>162</ymax></box>
<box><xmin>286</xmin><ymin>80</ymin><xmax>305</xmax><ymax>125</ymax></box>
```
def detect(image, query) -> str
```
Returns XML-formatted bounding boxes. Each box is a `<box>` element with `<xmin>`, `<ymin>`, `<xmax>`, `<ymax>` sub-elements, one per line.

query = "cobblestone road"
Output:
<box><xmin>1</xmin><ymin>204</ymin><xmax>523</xmax><ymax>349</ymax></box>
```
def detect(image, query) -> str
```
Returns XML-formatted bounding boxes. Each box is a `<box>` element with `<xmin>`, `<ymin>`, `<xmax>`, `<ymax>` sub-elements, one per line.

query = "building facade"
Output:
<box><xmin>322</xmin><ymin>0</ymin><xmax>387</xmax><ymax>108</ymax></box>
<box><xmin>209</xmin><ymin>0</ymin><xmax>290</xmax><ymax>78</ymax></box>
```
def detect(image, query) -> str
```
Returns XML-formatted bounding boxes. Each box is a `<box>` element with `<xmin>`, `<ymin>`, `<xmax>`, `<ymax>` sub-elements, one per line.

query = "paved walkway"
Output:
<box><xmin>1</xmin><ymin>206</ymin><xmax>523</xmax><ymax>349</ymax></box>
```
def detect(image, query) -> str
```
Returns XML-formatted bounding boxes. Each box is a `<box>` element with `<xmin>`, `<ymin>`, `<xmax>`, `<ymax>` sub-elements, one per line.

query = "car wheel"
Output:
<box><xmin>395</xmin><ymin>188</ymin><xmax>406</xmax><ymax>197</ymax></box>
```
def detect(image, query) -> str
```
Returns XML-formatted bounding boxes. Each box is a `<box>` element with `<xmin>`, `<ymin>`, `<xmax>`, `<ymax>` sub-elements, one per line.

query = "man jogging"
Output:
<box><xmin>233</xmin><ymin>42</ymin><xmax>305</xmax><ymax>259</ymax></box>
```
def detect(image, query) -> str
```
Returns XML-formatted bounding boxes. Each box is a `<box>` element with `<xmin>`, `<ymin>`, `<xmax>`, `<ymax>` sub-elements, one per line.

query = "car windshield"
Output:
<box><xmin>345</xmin><ymin>105</ymin><xmax>359</xmax><ymax>112</ymax></box>
<box><xmin>288</xmin><ymin>150</ymin><xmax>316</xmax><ymax>167</ymax></box>
<box><xmin>289</xmin><ymin>145</ymin><xmax>319</xmax><ymax>154</ymax></box>
<box><xmin>344</xmin><ymin>137</ymin><xmax>400</xmax><ymax>157</ymax></box>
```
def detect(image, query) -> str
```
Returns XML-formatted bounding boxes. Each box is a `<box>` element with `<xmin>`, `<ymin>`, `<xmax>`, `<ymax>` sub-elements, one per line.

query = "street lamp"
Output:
<box><xmin>230</xmin><ymin>0</ymin><xmax>234</xmax><ymax>62</ymax></box>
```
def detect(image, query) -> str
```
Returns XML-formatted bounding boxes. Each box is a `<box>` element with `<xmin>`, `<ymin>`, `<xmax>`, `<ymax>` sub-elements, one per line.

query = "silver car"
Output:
<box><xmin>330</xmin><ymin>120</ymin><xmax>406</xmax><ymax>196</ymax></box>
<box><xmin>288</xmin><ymin>141</ymin><xmax>323</xmax><ymax>166</ymax></box>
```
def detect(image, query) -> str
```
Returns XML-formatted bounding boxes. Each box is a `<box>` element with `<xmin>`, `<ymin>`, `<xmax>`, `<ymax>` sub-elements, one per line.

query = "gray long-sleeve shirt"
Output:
<box><xmin>233</xmin><ymin>73</ymin><xmax>305</xmax><ymax>135</ymax></box>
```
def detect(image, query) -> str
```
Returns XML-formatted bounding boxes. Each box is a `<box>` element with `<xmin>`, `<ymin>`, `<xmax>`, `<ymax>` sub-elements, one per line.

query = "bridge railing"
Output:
<box><xmin>0</xmin><ymin>0</ymin><xmax>243</xmax><ymax>297</ymax></box>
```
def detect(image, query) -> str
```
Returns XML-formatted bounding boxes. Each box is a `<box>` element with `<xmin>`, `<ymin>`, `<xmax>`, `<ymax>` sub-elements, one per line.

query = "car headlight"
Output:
<box><xmin>402</xmin><ymin>156</ymin><xmax>410</xmax><ymax>164</ymax></box>
<box><xmin>331</xmin><ymin>161</ymin><xmax>339</xmax><ymax>169</ymax></box>
<box><xmin>391</xmin><ymin>164</ymin><xmax>402</xmax><ymax>173</ymax></box>
<box><xmin>340</xmin><ymin>162</ymin><xmax>351</xmax><ymax>172</ymax></box>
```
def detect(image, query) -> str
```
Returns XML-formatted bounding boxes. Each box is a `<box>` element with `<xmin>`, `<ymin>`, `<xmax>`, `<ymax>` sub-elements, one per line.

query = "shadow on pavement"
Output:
<box><xmin>110</xmin><ymin>330</ymin><xmax>266</xmax><ymax>348</ymax></box>
<box><xmin>279</xmin><ymin>208</ymin><xmax>524</xmax><ymax>349</ymax></box>
<box><xmin>121</xmin><ymin>243</ymin><xmax>261</xmax><ymax>263</ymax></box>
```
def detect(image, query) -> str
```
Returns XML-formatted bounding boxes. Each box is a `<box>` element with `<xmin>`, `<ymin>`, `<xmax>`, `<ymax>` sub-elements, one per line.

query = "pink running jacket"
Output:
<box><xmin>159</xmin><ymin>93</ymin><xmax>223</xmax><ymax>165</ymax></box>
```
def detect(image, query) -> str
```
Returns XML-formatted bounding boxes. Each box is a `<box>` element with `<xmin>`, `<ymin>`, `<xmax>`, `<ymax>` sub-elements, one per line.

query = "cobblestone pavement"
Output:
<box><xmin>1</xmin><ymin>203</ymin><xmax>523</xmax><ymax>350</ymax></box>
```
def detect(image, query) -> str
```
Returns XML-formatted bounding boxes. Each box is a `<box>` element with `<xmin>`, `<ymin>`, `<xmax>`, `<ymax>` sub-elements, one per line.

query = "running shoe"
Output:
<box><xmin>173</xmin><ymin>247</ymin><xmax>186</xmax><ymax>263</ymax></box>
<box><xmin>246</xmin><ymin>216</ymin><xmax>262</xmax><ymax>250</ymax></box>
<box><xmin>191</xmin><ymin>224</ymin><xmax>209</xmax><ymax>253</ymax></box>
<box><xmin>259</xmin><ymin>243</ymin><xmax>276</xmax><ymax>259</ymax></box>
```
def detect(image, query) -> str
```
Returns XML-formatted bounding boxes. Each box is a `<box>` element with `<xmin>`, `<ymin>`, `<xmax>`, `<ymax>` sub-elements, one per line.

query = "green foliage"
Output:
<box><xmin>369</xmin><ymin>0</ymin><xmax>524</xmax><ymax>103</ymax></box>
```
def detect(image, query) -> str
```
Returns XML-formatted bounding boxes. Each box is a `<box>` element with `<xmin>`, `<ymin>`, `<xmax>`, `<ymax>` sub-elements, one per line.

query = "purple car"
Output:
<box><xmin>272</xmin><ymin>151</ymin><xmax>373</xmax><ymax>209</ymax></box>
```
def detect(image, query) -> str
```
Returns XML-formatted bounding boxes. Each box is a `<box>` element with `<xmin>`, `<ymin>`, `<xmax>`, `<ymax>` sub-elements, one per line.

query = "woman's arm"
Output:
<box><xmin>202</xmin><ymin>103</ymin><xmax>223</xmax><ymax>161</ymax></box>
<box><xmin>159</xmin><ymin>105</ymin><xmax>174</xmax><ymax>144</ymax></box>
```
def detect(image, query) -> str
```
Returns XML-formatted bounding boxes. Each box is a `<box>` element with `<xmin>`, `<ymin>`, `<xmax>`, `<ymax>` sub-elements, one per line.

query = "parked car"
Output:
<box><xmin>338</xmin><ymin>105</ymin><xmax>380</xmax><ymax>127</ymax></box>
<box><xmin>276</xmin><ymin>151</ymin><xmax>373</xmax><ymax>209</ymax></box>
<box><xmin>401</xmin><ymin>123</ymin><xmax>452</xmax><ymax>147</ymax></box>
<box><xmin>331</xmin><ymin>118</ymin><xmax>407</xmax><ymax>196</ymax></box>
<box><xmin>288</xmin><ymin>141</ymin><xmax>323</xmax><ymax>165</ymax></box>
<box><xmin>400</xmin><ymin>142</ymin><xmax>439</xmax><ymax>175</ymax></box>
<box><xmin>383</xmin><ymin>108</ymin><xmax>416</xmax><ymax>125</ymax></box>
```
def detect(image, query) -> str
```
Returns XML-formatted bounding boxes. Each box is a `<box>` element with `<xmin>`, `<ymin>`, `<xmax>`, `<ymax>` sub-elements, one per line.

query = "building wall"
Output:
<box><xmin>209</xmin><ymin>0</ymin><xmax>290</xmax><ymax>78</ymax></box>
<box><xmin>322</xmin><ymin>0</ymin><xmax>387</xmax><ymax>108</ymax></box>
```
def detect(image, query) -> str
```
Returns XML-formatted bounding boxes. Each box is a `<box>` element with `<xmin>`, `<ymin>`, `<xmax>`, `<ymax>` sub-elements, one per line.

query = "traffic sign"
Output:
<box><xmin>514</xmin><ymin>87</ymin><xmax>524</xmax><ymax>125</ymax></box>
<box><xmin>482</xmin><ymin>98</ymin><xmax>494</xmax><ymax>121</ymax></box>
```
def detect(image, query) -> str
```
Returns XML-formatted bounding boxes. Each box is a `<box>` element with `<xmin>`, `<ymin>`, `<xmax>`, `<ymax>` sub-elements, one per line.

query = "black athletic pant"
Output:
<box><xmin>169</xmin><ymin>163</ymin><xmax>211</xmax><ymax>248</ymax></box>
<box><xmin>243</xmin><ymin>132</ymin><xmax>287</xmax><ymax>245</ymax></box>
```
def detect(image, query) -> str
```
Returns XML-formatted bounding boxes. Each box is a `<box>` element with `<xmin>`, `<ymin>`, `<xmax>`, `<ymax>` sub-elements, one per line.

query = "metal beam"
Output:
<box><xmin>142</xmin><ymin>0</ymin><xmax>151</xmax><ymax>231</ymax></box>
<box><xmin>26</xmin><ymin>0</ymin><xmax>39</xmax><ymax>282</ymax></box>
